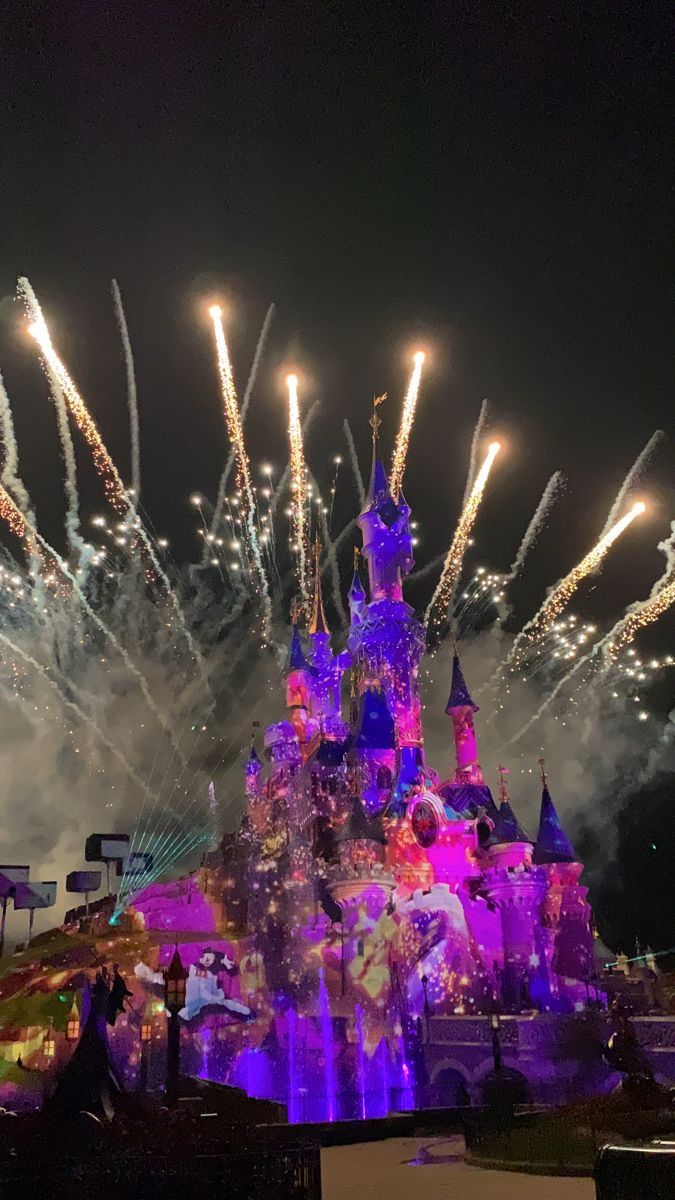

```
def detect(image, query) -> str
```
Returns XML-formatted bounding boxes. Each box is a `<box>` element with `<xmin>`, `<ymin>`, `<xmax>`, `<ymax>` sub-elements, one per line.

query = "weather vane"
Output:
<box><xmin>497</xmin><ymin>763</ymin><xmax>510</xmax><ymax>804</ymax></box>
<box><xmin>369</xmin><ymin>392</ymin><xmax>387</xmax><ymax>444</ymax></box>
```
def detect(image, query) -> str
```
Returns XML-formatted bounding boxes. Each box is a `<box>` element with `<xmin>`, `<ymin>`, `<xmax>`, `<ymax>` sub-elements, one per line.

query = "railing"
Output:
<box><xmin>0</xmin><ymin>1142</ymin><xmax>322</xmax><ymax>1200</ymax></box>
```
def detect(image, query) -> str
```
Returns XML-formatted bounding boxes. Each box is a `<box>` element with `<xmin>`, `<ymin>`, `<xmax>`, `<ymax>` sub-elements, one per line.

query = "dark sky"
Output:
<box><xmin>0</xmin><ymin>1</ymin><xmax>671</xmax><ymax>594</ymax></box>
<box><xmin>0</xmin><ymin>2</ymin><xmax>673</xmax><ymax>953</ymax></box>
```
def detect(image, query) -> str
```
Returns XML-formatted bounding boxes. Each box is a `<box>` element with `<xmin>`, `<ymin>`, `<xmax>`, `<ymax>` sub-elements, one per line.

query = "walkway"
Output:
<box><xmin>321</xmin><ymin>1137</ymin><xmax>595</xmax><ymax>1200</ymax></box>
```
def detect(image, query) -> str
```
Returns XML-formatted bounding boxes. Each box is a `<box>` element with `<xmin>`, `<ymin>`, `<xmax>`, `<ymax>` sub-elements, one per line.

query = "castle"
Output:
<box><xmin>3</xmin><ymin>435</ymin><xmax>673</xmax><ymax>1119</ymax></box>
<box><xmin>184</xmin><ymin>435</ymin><xmax>597</xmax><ymax>1114</ymax></box>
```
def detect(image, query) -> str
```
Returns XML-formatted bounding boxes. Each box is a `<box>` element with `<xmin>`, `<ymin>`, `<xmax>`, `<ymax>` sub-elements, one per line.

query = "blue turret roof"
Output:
<box><xmin>287</xmin><ymin>623</ymin><xmax>312</xmax><ymax>672</ymax></box>
<box><xmin>445</xmin><ymin>653</ymin><xmax>479</xmax><ymax>714</ymax></box>
<box><xmin>348</xmin><ymin>563</ymin><xmax>366</xmax><ymax>601</ymax></box>
<box><xmin>533</xmin><ymin>784</ymin><xmax>577</xmax><ymax>865</ymax></box>
<box><xmin>352</xmin><ymin>685</ymin><xmax>396</xmax><ymax>750</ymax></box>
<box><xmin>490</xmin><ymin>800</ymin><xmax>530</xmax><ymax>845</ymax></box>
<box><xmin>245</xmin><ymin>743</ymin><xmax>263</xmax><ymax>774</ymax></box>
<box><xmin>364</xmin><ymin>455</ymin><xmax>400</xmax><ymax>527</ymax></box>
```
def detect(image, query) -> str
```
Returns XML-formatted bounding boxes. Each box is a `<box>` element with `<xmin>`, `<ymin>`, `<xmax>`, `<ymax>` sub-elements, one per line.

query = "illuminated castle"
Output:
<box><xmin>176</xmin><ymin>432</ymin><xmax>597</xmax><ymax>1116</ymax></box>
<box><xmin>0</xmin><ymin>433</ymin><xmax>600</xmax><ymax>1120</ymax></box>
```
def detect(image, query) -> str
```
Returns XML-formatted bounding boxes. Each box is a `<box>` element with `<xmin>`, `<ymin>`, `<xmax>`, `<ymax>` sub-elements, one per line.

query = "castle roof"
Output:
<box><xmin>363</xmin><ymin>455</ymin><xmax>400</xmax><ymax>527</ymax></box>
<box><xmin>245</xmin><ymin>742</ymin><xmax>263</xmax><ymax>773</ymax></box>
<box><xmin>287</xmin><ymin>623</ymin><xmax>313</xmax><ymax>673</ymax></box>
<box><xmin>439</xmin><ymin>781</ymin><xmax>499</xmax><ymax>821</ymax></box>
<box><xmin>348</xmin><ymin>561</ymin><xmax>366</xmax><ymax>602</ymax></box>
<box><xmin>490</xmin><ymin>799</ymin><xmax>531</xmax><ymax>845</ymax></box>
<box><xmin>338</xmin><ymin>795</ymin><xmax>386</xmax><ymax>845</ymax></box>
<box><xmin>533</xmin><ymin>784</ymin><xmax>577</xmax><ymax>865</ymax></box>
<box><xmin>445</xmin><ymin>653</ymin><xmax>479</xmax><ymax>714</ymax></box>
<box><xmin>352</xmin><ymin>685</ymin><xmax>396</xmax><ymax>750</ymax></box>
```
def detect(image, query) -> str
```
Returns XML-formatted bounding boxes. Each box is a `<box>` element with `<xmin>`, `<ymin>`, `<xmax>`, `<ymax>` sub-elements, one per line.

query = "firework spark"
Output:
<box><xmin>507</xmin><ymin>501</ymin><xmax>646</xmax><ymax>667</ymax></box>
<box><xmin>603</xmin><ymin>521</ymin><xmax>675</xmax><ymax>661</ymax></box>
<box><xmin>390</xmin><ymin>351</ymin><xmax>425</xmax><ymax>499</ymax></box>
<box><xmin>208</xmin><ymin>305</ymin><xmax>272</xmax><ymax>639</ymax></box>
<box><xmin>111</xmin><ymin>279</ymin><xmax>141</xmax><ymax>502</ymax></box>
<box><xmin>286</xmin><ymin>372</ymin><xmax>309</xmax><ymax>608</ymax></box>
<box><xmin>425</xmin><ymin>440</ymin><xmax>501</xmax><ymax>630</ymax></box>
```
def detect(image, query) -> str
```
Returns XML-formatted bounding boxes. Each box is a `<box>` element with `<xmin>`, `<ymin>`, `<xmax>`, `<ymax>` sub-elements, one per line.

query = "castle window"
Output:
<box><xmin>376</xmin><ymin>766</ymin><xmax>393</xmax><ymax>789</ymax></box>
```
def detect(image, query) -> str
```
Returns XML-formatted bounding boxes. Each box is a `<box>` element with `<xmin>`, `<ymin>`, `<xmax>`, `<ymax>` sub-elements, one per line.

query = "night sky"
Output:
<box><xmin>0</xmin><ymin>3</ymin><xmax>672</xmax><ymax>953</ymax></box>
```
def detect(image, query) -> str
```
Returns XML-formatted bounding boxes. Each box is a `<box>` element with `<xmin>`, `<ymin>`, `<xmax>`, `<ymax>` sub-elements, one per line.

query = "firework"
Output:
<box><xmin>343</xmin><ymin>419</ymin><xmax>365</xmax><ymax>509</ymax></box>
<box><xmin>23</xmin><ymin>284</ymin><xmax>129</xmax><ymax>516</ymax></box>
<box><xmin>425</xmin><ymin>440</ymin><xmax>501</xmax><ymax>630</ymax></box>
<box><xmin>208</xmin><ymin>305</ymin><xmax>272</xmax><ymax>639</ymax></box>
<box><xmin>286</xmin><ymin>373</ymin><xmax>309</xmax><ymax>608</ymax></box>
<box><xmin>598</xmin><ymin>430</ymin><xmax>663</xmax><ymax>542</ymax></box>
<box><xmin>390</xmin><ymin>351</ymin><xmax>425</xmax><ymax>498</ymax></box>
<box><xmin>22</xmin><ymin>279</ymin><xmax>207</xmax><ymax>672</ymax></box>
<box><xmin>111</xmin><ymin>280</ymin><xmax>141</xmax><ymax>501</ymax></box>
<box><xmin>603</xmin><ymin>522</ymin><xmax>675</xmax><ymax>661</ymax></box>
<box><xmin>505</xmin><ymin>471</ymin><xmax>566</xmax><ymax>581</ymax></box>
<box><xmin>207</xmin><ymin>302</ymin><xmax>275</xmax><ymax>556</ymax></box>
<box><xmin>508</xmin><ymin>501</ymin><xmax>646</xmax><ymax>666</ymax></box>
<box><xmin>462</xmin><ymin>398</ymin><xmax>490</xmax><ymax>507</ymax></box>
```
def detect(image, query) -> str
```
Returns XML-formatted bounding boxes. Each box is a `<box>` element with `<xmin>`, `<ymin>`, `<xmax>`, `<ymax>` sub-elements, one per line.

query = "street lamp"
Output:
<box><xmin>420</xmin><ymin>973</ymin><xmax>430</xmax><ymax>1039</ymax></box>
<box><xmin>140</xmin><ymin>1021</ymin><xmax>152</xmax><ymax>1093</ymax></box>
<box><xmin>163</xmin><ymin>947</ymin><xmax>187</xmax><ymax>1107</ymax></box>
<box><xmin>490</xmin><ymin>1009</ymin><xmax>502</xmax><ymax>1074</ymax></box>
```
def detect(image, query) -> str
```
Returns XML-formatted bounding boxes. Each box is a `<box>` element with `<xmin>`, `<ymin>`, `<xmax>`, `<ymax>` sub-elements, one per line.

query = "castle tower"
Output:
<box><xmin>445</xmin><ymin>649</ymin><xmax>484</xmax><ymax>785</ymax></box>
<box><xmin>352</xmin><ymin>683</ymin><xmax>396</xmax><ymax>814</ymax></box>
<box><xmin>348</xmin><ymin>549</ymin><xmax>366</xmax><ymax>629</ymax></box>
<box><xmin>305</xmin><ymin>538</ymin><xmax>349</xmax><ymax>730</ymax></box>
<box><xmin>328</xmin><ymin>795</ymin><xmax>395</xmax><ymax>1003</ymax></box>
<box><xmin>245</xmin><ymin>739</ymin><xmax>263</xmax><ymax>800</ymax></box>
<box><xmin>534</xmin><ymin>760</ymin><xmax>594</xmax><ymax>993</ymax></box>
<box><xmin>349</xmin><ymin>401</ymin><xmax>425</xmax><ymax>752</ymax></box>
<box><xmin>481</xmin><ymin>767</ymin><xmax>547</xmax><ymax>1011</ymax></box>
<box><xmin>285</xmin><ymin>623</ymin><xmax>315</xmax><ymax>745</ymax></box>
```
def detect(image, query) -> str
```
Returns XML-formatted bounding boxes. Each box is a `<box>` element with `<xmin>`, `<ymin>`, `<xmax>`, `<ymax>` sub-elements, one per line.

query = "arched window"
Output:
<box><xmin>376</xmin><ymin>765</ymin><xmax>393</xmax><ymax>789</ymax></box>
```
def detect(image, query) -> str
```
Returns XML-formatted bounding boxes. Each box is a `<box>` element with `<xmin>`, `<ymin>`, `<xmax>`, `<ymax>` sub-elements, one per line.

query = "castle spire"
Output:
<box><xmin>533</xmin><ymin>760</ymin><xmax>577</xmax><ymax>865</ymax></box>
<box><xmin>491</xmin><ymin>765</ymin><xmax>530</xmax><ymax>844</ymax></box>
<box><xmin>445</xmin><ymin>644</ymin><xmax>483</xmax><ymax>783</ymax></box>
<box><xmin>308</xmin><ymin>536</ymin><xmax>330</xmax><ymax>636</ymax></box>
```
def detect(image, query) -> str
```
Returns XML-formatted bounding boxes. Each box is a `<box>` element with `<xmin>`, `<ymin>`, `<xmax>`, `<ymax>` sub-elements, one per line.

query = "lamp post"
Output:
<box><xmin>140</xmin><ymin>1021</ymin><xmax>152</xmax><ymax>1093</ymax></box>
<box><xmin>490</xmin><ymin>1009</ymin><xmax>502</xmax><ymax>1074</ymax></box>
<box><xmin>420</xmin><ymin>973</ymin><xmax>430</xmax><ymax>1040</ymax></box>
<box><xmin>163</xmin><ymin>947</ymin><xmax>187</xmax><ymax>1107</ymax></box>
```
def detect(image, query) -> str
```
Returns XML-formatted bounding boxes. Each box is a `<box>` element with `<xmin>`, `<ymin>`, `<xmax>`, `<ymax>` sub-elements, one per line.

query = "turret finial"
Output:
<box><xmin>369</xmin><ymin>393</ymin><xmax>386</xmax><ymax>446</ymax></box>
<box><xmin>538</xmin><ymin>756</ymin><xmax>547</xmax><ymax>787</ymax></box>
<box><xmin>309</xmin><ymin>535</ymin><xmax>329</xmax><ymax>635</ymax></box>
<box><xmin>497</xmin><ymin>763</ymin><xmax>510</xmax><ymax>805</ymax></box>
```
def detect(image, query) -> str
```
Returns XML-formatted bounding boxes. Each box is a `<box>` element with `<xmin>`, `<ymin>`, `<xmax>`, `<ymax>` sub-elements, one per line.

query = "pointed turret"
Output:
<box><xmin>338</xmin><ymin>795</ymin><xmax>386</xmax><ymax>846</ymax></box>
<box><xmin>288</xmin><ymin>623</ymin><xmax>311</xmax><ymax>672</ymax></box>
<box><xmin>533</xmin><ymin>762</ymin><xmax>576</xmax><ymax>865</ymax></box>
<box><xmin>491</xmin><ymin>764</ymin><xmax>531</xmax><ymax>844</ymax></box>
<box><xmin>309</xmin><ymin>537</ymin><xmax>330</xmax><ymax>637</ymax></box>
<box><xmin>245</xmin><ymin>740</ymin><xmax>263</xmax><ymax>778</ymax></box>
<box><xmin>445</xmin><ymin>652</ymin><xmax>479</xmax><ymax>715</ymax></box>
<box><xmin>445</xmin><ymin>645</ymin><xmax>484</xmax><ymax>784</ymax></box>
<box><xmin>356</xmin><ymin>395</ymin><xmax>414</xmax><ymax>603</ymax></box>
<box><xmin>348</xmin><ymin>547</ymin><xmax>366</xmax><ymax>628</ymax></box>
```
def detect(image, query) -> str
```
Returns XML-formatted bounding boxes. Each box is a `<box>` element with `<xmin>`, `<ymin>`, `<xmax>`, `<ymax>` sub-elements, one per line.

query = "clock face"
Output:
<box><xmin>412</xmin><ymin>800</ymin><xmax>438</xmax><ymax>848</ymax></box>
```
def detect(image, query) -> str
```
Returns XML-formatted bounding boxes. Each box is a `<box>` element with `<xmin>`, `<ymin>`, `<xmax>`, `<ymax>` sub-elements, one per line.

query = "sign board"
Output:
<box><xmin>0</xmin><ymin>865</ymin><xmax>30</xmax><ymax>899</ymax></box>
<box><xmin>13</xmin><ymin>881</ymin><xmax>57</xmax><ymax>911</ymax></box>
<box><xmin>116</xmin><ymin>852</ymin><xmax>153</xmax><ymax>877</ymax></box>
<box><xmin>85</xmin><ymin>833</ymin><xmax>130</xmax><ymax>863</ymax></box>
<box><xmin>66</xmin><ymin>870</ymin><xmax>102</xmax><ymax>894</ymax></box>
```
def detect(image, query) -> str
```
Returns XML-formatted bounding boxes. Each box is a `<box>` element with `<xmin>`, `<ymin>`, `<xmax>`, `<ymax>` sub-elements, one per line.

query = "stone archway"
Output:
<box><xmin>429</xmin><ymin>1062</ymin><xmax>471</xmax><ymax>1108</ymax></box>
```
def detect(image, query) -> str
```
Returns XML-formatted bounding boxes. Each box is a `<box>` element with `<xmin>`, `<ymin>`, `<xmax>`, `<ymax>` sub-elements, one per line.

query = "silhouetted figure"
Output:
<box><xmin>107</xmin><ymin>963</ymin><xmax>133</xmax><ymax>1026</ymax></box>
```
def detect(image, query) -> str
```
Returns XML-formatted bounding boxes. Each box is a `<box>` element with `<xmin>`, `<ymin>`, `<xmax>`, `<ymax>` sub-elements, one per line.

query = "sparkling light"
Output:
<box><xmin>390</xmin><ymin>351</ymin><xmax>425</xmax><ymax>499</ymax></box>
<box><xmin>286</xmin><ymin>372</ymin><xmax>309</xmax><ymax>608</ymax></box>
<box><xmin>426</xmin><ymin>440</ymin><xmax>501</xmax><ymax>629</ymax></box>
